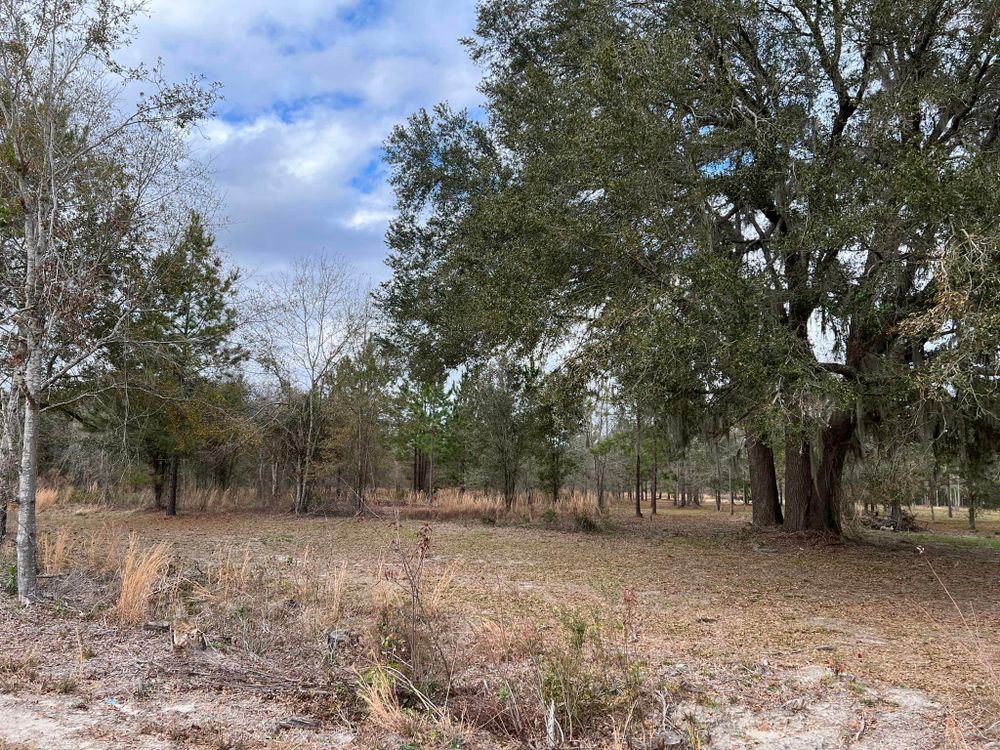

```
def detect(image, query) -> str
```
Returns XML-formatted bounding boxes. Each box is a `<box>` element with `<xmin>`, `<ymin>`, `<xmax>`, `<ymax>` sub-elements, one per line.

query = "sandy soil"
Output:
<box><xmin>1</xmin><ymin>504</ymin><xmax>998</xmax><ymax>748</ymax></box>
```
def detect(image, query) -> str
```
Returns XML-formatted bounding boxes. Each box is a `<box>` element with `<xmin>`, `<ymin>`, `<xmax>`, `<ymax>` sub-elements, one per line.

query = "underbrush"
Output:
<box><xmin>349</xmin><ymin>523</ymin><xmax>662</xmax><ymax>748</ymax></box>
<box><xmin>379</xmin><ymin>488</ymin><xmax>616</xmax><ymax>534</ymax></box>
<box><xmin>33</xmin><ymin>480</ymin><xmax>284</xmax><ymax>514</ymax></box>
<box><xmin>2</xmin><ymin>516</ymin><xmax>676</xmax><ymax>747</ymax></box>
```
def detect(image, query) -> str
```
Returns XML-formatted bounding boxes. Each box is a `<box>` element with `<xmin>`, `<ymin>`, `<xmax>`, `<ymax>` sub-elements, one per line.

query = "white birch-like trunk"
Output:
<box><xmin>15</xmin><ymin>198</ymin><xmax>44</xmax><ymax>601</ymax></box>
<box><xmin>15</xmin><ymin>348</ymin><xmax>42</xmax><ymax>603</ymax></box>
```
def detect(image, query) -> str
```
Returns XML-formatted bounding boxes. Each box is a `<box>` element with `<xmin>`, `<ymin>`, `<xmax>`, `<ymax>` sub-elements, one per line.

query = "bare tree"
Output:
<box><xmin>247</xmin><ymin>257</ymin><xmax>365</xmax><ymax>513</ymax></box>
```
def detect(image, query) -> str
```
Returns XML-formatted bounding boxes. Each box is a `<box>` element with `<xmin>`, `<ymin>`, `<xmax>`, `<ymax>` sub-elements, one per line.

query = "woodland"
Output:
<box><xmin>1</xmin><ymin>1</ymin><xmax>999</xmax><ymax>748</ymax></box>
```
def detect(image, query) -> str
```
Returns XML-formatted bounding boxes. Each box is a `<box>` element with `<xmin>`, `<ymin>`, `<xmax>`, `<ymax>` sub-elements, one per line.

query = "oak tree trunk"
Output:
<box><xmin>748</xmin><ymin>436</ymin><xmax>782</xmax><ymax>527</ymax></box>
<box><xmin>782</xmin><ymin>438</ymin><xmax>814</xmax><ymax>532</ymax></box>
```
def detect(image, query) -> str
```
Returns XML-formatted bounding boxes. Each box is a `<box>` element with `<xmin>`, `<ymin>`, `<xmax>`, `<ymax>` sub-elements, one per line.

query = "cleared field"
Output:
<box><xmin>1</xmin><ymin>502</ymin><xmax>998</xmax><ymax>749</ymax></box>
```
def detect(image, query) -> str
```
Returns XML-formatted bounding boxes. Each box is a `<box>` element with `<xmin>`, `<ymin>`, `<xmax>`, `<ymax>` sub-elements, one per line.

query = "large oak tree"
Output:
<box><xmin>380</xmin><ymin>0</ymin><xmax>1000</xmax><ymax>534</ymax></box>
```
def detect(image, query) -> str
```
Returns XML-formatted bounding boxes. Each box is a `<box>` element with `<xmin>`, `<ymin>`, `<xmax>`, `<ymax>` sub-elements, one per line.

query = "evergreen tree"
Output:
<box><xmin>105</xmin><ymin>212</ymin><xmax>243</xmax><ymax>515</ymax></box>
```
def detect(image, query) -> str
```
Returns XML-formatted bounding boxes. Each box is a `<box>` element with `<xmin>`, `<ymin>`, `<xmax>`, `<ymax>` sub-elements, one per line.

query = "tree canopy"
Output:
<box><xmin>380</xmin><ymin>0</ymin><xmax>1000</xmax><ymax>533</ymax></box>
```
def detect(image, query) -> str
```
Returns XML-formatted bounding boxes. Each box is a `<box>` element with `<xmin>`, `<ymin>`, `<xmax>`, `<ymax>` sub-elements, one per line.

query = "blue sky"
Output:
<box><xmin>133</xmin><ymin>0</ymin><xmax>481</xmax><ymax>280</ymax></box>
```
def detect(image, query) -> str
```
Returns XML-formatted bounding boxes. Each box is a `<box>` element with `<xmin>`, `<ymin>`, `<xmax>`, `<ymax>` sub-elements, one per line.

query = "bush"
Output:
<box><xmin>572</xmin><ymin>511</ymin><xmax>600</xmax><ymax>533</ymax></box>
<box><xmin>533</xmin><ymin>603</ymin><xmax>648</xmax><ymax>743</ymax></box>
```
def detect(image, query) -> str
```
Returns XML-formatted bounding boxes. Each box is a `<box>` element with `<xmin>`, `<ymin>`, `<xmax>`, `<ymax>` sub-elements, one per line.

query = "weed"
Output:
<box><xmin>0</xmin><ymin>652</ymin><xmax>39</xmax><ymax>693</ymax></box>
<box><xmin>572</xmin><ymin>511</ymin><xmax>600</xmax><ymax>533</ymax></box>
<box><xmin>3</xmin><ymin>562</ymin><xmax>15</xmax><ymax>595</ymax></box>
<box><xmin>534</xmin><ymin>604</ymin><xmax>649</xmax><ymax>742</ymax></box>
<box><xmin>357</xmin><ymin>663</ymin><xmax>468</xmax><ymax>748</ymax></box>
<box><xmin>329</xmin><ymin>560</ymin><xmax>348</xmax><ymax>623</ymax></box>
<box><xmin>109</xmin><ymin>535</ymin><xmax>171</xmax><ymax>625</ymax></box>
<box><xmin>39</xmin><ymin>527</ymin><xmax>70</xmax><ymax>572</ymax></box>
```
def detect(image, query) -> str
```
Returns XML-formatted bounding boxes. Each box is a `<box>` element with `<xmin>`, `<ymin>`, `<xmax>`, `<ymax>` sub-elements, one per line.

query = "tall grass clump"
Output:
<box><xmin>110</xmin><ymin>535</ymin><xmax>171</xmax><ymax>625</ymax></box>
<box><xmin>39</xmin><ymin>527</ymin><xmax>70</xmax><ymax>572</ymax></box>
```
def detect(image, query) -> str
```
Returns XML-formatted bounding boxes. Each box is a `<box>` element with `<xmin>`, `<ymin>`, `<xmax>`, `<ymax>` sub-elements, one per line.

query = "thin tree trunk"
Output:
<box><xmin>651</xmin><ymin>423</ymin><xmax>658</xmax><ymax>516</ymax></box>
<box><xmin>0</xmin><ymin>393</ymin><xmax>17</xmax><ymax>545</ymax></box>
<box><xmin>715</xmin><ymin>443</ymin><xmax>722</xmax><ymax>511</ymax></box>
<box><xmin>929</xmin><ymin>464</ymin><xmax>937</xmax><ymax>525</ymax></box>
<box><xmin>152</xmin><ymin>457</ymin><xmax>166</xmax><ymax>510</ymax></box>
<box><xmin>596</xmin><ymin>461</ymin><xmax>605</xmax><ymax>512</ymax></box>
<box><xmin>728</xmin><ymin>440</ymin><xmax>735</xmax><ymax>516</ymax></box>
<box><xmin>167</xmin><ymin>455</ymin><xmax>179</xmax><ymax>517</ymax></box>
<box><xmin>634</xmin><ymin>409</ymin><xmax>642</xmax><ymax>518</ymax></box>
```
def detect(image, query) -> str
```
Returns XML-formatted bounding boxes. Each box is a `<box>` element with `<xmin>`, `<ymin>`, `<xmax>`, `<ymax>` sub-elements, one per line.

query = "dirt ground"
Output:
<box><xmin>1</xmin><ymin>502</ymin><xmax>998</xmax><ymax>749</ymax></box>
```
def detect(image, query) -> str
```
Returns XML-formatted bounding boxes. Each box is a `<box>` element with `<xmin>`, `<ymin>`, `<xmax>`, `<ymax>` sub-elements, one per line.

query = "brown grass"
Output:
<box><xmin>11</xmin><ymin>500</ymin><xmax>1000</xmax><ymax>748</ymax></box>
<box><xmin>82</xmin><ymin>522</ymin><xmax>128</xmax><ymax>573</ymax></box>
<box><xmin>35</xmin><ymin>486</ymin><xmax>72</xmax><ymax>513</ymax></box>
<box><xmin>328</xmin><ymin>561</ymin><xmax>347</xmax><ymax>623</ymax></box>
<box><xmin>38</xmin><ymin>527</ymin><xmax>70</xmax><ymax>573</ymax></box>
<box><xmin>109</xmin><ymin>535</ymin><xmax>171</xmax><ymax>626</ymax></box>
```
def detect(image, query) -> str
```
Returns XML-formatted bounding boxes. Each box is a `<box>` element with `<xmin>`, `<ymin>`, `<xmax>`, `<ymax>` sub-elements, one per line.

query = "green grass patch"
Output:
<box><xmin>900</xmin><ymin>531</ymin><xmax>1000</xmax><ymax>550</ymax></box>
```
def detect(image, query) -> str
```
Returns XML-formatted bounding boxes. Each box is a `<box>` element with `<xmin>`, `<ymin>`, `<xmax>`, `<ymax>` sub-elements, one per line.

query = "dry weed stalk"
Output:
<box><xmin>921</xmin><ymin>550</ymin><xmax>1000</xmax><ymax>710</ymax></box>
<box><xmin>382</xmin><ymin>522</ymin><xmax>458</xmax><ymax>696</ymax></box>
<box><xmin>110</xmin><ymin>535</ymin><xmax>171</xmax><ymax>626</ymax></box>
<box><xmin>919</xmin><ymin>549</ymin><xmax>999</xmax><ymax>745</ymax></box>
<box><xmin>39</xmin><ymin>527</ymin><xmax>70</xmax><ymax>572</ymax></box>
<box><xmin>944</xmin><ymin>712</ymin><xmax>972</xmax><ymax>750</ymax></box>
<box><xmin>329</xmin><ymin>561</ymin><xmax>348</xmax><ymax>623</ymax></box>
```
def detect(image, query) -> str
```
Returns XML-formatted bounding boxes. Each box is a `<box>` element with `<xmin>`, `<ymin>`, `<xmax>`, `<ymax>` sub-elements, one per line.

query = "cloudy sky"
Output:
<box><xmin>131</xmin><ymin>0</ymin><xmax>481</xmax><ymax>280</ymax></box>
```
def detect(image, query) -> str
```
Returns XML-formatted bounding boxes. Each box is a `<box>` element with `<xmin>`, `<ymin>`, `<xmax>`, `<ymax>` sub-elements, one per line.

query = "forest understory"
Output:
<box><xmin>1</xmin><ymin>500</ymin><xmax>997</xmax><ymax>750</ymax></box>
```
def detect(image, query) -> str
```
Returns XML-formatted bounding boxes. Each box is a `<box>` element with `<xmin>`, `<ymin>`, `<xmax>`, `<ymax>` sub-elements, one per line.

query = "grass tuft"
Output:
<box><xmin>109</xmin><ymin>535</ymin><xmax>171</xmax><ymax>626</ymax></box>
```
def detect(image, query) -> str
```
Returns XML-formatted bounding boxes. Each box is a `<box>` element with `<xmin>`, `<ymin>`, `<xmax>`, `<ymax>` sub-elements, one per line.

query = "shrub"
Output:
<box><xmin>572</xmin><ymin>511</ymin><xmax>600</xmax><ymax>533</ymax></box>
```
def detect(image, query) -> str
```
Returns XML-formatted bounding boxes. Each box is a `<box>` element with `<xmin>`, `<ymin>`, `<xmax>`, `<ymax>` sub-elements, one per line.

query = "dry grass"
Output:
<box><xmin>328</xmin><ymin>561</ymin><xmax>347</xmax><ymax>623</ymax></box>
<box><xmin>357</xmin><ymin>664</ymin><xmax>470</xmax><ymax>748</ymax></box>
<box><xmin>35</xmin><ymin>486</ymin><xmax>72</xmax><ymax>513</ymax></box>
<box><xmin>10</xmin><ymin>500</ymin><xmax>1000</xmax><ymax>748</ymax></box>
<box><xmin>38</xmin><ymin>528</ymin><xmax>69</xmax><ymax>573</ymax></box>
<box><xmin>109</xmin><ymin>535</ymin><xmax>171</xmax><ymax>626</ymax></box>
<box><xmin>388</xmin><ymin>486</ymin><xmax>614</xmax><ymax>525</ymax></box>
<box><xmin>178</xmin><ymin>486</ymin><xmax>276</xmax><ymax>513</ymax></box>
<box><xmin>82</xmin><ymin>522</ymin><xmax>129</xmax><ymax>573</ymax></box>
<box><xmin>945</xmin><ymin>712</ymin><xmax>972</xmax><ymax>750</ymax></box>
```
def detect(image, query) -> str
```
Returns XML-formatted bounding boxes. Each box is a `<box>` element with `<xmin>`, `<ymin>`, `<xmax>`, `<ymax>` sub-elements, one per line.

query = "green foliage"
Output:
<box><xmin>378</xmin><ymin>0</ymin><xmax>1000</xmax><ymax>531</ymax></box>
<box><xmin>572</xmin><ymin>511</ymin><xmax>599</xmax><ymax>533</ymax></box>
<box><xmin>3</xmin><ymin>562</ymin><xmax>15</xmax><ymax>596</ymax></box>
<box><xmin>93</xmin><ymin>211</ymin><xmax>246</xmax><ymax>480</ymax></box>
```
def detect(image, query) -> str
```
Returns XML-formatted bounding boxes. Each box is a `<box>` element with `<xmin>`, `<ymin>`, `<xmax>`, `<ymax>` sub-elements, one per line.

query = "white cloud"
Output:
<box><xmin>346</xmin><ymin>207</ymin><xmax>396</xmax><ymax>230</ymax></box>
<box><xmin>128</xmin><ymin>0</ymin><xmax>481</xmax><ymax>280</ymax></box>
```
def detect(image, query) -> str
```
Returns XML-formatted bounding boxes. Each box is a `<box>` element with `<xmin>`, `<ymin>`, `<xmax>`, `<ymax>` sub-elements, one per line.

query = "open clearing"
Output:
<box><xmin>2</xmin><ymin>504</ymin><xmax>998</xmax><ymax>749</ymax></box>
